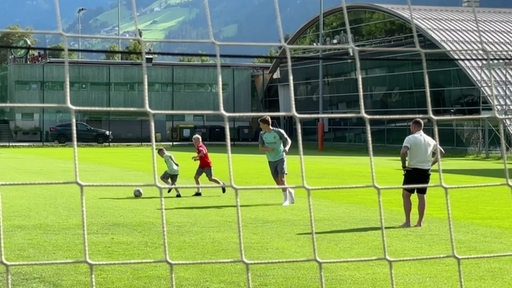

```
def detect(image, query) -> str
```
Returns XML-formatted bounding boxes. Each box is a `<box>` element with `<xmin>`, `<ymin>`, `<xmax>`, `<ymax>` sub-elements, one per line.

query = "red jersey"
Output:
<box><xmin>196</xmin><ymin>143</ymin><xmax>212</xmax><ymax>168</ymax></box>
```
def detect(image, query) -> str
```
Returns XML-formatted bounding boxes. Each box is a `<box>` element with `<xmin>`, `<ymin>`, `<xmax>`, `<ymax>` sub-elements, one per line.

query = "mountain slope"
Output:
<box><xmin>1</xmin><ymin>0</ymin><xmax>510</xmax><ymax>62</ymax></box>
<box><xmin>1</xmin><ymin>0</ymin><xmax>510</xmax><ymax>32</ymax></box>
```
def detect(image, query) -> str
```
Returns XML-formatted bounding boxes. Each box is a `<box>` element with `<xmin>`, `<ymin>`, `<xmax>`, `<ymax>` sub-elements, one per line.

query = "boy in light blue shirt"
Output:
<box><xmin>258</xmin><ymin>115</ymin><xmax>294</xmax><ymax>206</ymax></box>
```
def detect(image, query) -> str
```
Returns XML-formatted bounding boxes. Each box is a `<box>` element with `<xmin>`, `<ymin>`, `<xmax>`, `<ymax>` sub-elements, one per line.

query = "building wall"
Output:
<box><xmin>263</xmin><ymin>6</ymin><xmax>491</xmax><ymax>148</ymax></box>
<box><xmin>3</xmin><ymin>62</ymin><xmax>261</xmax><ymax>142</ymax></box>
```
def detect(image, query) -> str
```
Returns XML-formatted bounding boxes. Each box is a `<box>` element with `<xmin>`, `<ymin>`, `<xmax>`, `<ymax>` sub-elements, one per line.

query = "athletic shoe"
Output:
<box><xmin>176</xmin><ymin>193</ymin><xmax>181</xmax><ymax>198</ymax></box>
<box><xmin>192</xmin><ymin>192</ymin><xmax>202</xmax><ymax>197</ymax></box>
<box><xmin>221</xmin><ymin>183</ymin><xmax>226</xmax><ymax>194</ymax></box>
<box><xmin>167</xmin><ymin>188</ymin><xmax>172</xmax><ymax>193</ymax></box>
<box><xmin>282</xmin><ymin>200</ymin><xmax>290</xmax><ymax>206</ymax></box>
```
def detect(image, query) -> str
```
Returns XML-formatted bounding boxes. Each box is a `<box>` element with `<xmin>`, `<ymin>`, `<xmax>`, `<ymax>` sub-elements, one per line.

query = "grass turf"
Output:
<box><xmin>0</xmin><ymin>145</ymin><xmax>511</xmax><ymax>287</ymax></box>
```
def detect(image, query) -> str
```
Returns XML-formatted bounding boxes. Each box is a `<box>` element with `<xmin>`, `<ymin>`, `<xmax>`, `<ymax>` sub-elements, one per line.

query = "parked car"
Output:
<box><xmin>49</xmin><ymin>122</ymin><xmax>113</xmax><ymax>144</ymax></box>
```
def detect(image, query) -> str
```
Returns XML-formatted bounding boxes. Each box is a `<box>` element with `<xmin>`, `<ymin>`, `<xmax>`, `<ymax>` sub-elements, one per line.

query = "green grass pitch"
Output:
<box><xmin>0</xmin><ymin>144</ymin><xmax>511</xmax><ymax>287</ymax></box>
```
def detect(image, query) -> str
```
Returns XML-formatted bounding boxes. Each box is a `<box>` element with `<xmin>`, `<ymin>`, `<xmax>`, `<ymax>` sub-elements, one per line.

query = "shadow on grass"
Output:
<box><xmin>100</xmin><ymin>197</ymin><xmax>281</xmax><ymax>209</ymax></box>
<box><xmin>441</xmin><ymin>168</ymin><xmax>507</xmax><ymax>179</ymax></box>
<box><xmin>298</xmin><ymin>226</ymin><xmax>402</xmax><ymax>235</ymax></box>
<box><xmin>165</xmin><ymin>203</ymin><xmax>282</xmax><ymax>210</ymax></box>
<box><xmin>100</xmin><ymin>194</ymin><xmax>224</xmax><ymax>200</ymax></box>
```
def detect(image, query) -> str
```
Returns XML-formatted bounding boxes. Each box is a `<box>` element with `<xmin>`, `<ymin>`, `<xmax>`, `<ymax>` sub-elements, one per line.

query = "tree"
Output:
<box><xmin>104</xmin><ymin>43</ymin><xmax>121</xmax><ymax>60</ymax></box>
<box><xmin>178</xmin><ymin>51</ymin><xmax>211</xmax><ymax>63</ymax></box>
<box><xmin>46</xmin><ymin>43</ymin><xmax>77</xmax><ymax>59</ymax></box>
<box><xmin>0</xmin><ymin>25</ymin><xmax>37</xmax><ymax>64</ymax></box>
<box><xmin>122</xmin><ymin>39</ymin><xmax>143</xmax><ymax>61</ymax></box>
<box><xmin>254</xmin><ymin>47</ymin><xmax>279</xmax><ymax>64</ymax></box>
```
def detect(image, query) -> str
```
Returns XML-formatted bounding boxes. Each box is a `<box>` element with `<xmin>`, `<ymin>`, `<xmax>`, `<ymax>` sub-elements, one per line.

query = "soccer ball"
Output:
<box><xmin>133</xmin><ymin>188</ymin><xmax>143</xmax><ymax>198</ymax></box>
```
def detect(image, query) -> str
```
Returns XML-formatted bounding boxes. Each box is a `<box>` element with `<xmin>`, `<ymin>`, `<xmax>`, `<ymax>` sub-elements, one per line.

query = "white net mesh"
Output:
<box><xmin>0</xmin><ymin>0</ymin><xmax>511</xmax><ymax>287</ymax></box>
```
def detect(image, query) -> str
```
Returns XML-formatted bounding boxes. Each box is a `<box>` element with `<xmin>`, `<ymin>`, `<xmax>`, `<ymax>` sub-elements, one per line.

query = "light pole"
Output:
<box><xmin>77</xmin><ymin>7</ymin><xmax>87</xmax><ymax>59</ymax></box>
<box><xmin>118</xmin><ymin>0</ymin><xmax>121</xmax><ymax>50</ymax></box>
<box><xmin>318</xmin><ymin>0</ymin><xmax>325</xmax><ymax>151</ymax></box>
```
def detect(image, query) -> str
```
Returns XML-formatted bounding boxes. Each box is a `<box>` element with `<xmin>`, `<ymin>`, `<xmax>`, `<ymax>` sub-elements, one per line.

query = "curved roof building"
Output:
<box><xmin>265</xmin><ymin>4</ymin><xmax>512</xmax><ymax>147</ymax></box>
<box><xmin>383</xmin><ymin>4</ymin><xmax>512</xmax><ymax>115</ymax></box>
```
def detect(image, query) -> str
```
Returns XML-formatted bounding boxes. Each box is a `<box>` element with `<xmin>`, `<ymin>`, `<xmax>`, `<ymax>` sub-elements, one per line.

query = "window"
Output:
<box><xmin>193</xmin><ymin>115</ymin><xmax>204</xmax><ymax>122</ymax></box>
<box><xmin>15</xmin><ymin>81</ymin><xmax>38</xmax><ymax>91</ymax></box>
<box><xmin>21</xmin><ymin>113</ymin><xmax>34</xmax><ymax>121</ymax></box>
<box><xmin>44</xmin><ymin>82</ymin><xmax>64</xmax><ymax>91</ymax></box>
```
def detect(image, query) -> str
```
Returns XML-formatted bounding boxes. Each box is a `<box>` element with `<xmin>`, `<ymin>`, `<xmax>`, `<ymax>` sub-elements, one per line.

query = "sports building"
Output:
<box><xmin>264</xmin><ymin>4</ymin><xmax>512</xmax><ymax>151</ymax></box>
<box><xmin>2</xmin><ymin>3</ymin><xmax>512</xmax><ymax>151</ymax></box>
<box><xmin>0</xmin><ymin>60</ymin><xmax>269</xmax><ymax>143</ymax></box>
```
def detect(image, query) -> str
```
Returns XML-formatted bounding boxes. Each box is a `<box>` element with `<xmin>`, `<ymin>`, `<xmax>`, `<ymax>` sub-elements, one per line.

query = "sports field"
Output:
<box><xmin>0</xmin><ymin>144</ymin><xmax>511</xmax><ymax>287</ymax></box>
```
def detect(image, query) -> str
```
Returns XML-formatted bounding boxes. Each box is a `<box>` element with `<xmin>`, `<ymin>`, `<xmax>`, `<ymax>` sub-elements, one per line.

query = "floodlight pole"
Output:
<box><xmin>318</xmin><ymin>0</ymin><xmax>325</xmax><ymax>151</ymax></box>
<box><xmin>118</xmin><ymin>0</ymin><xmax>121</xmax><ymax>50</ymax></box>
<box><xmin>77</xmin><ymin>7</ymin><xmax>87</xmax><ymax>59</ymax></box>
<box><xmin>319</xmin><ymin>0</ymin><xmax>324</xmax><ymax>115</ymax></box>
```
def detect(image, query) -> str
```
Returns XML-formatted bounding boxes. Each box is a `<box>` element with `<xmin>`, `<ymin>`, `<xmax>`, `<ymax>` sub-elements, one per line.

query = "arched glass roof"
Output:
<box><xmin>274</xmin><ymin>4</ymin><xmax>512</xmax><ymax>117</ymax></box>
<box><xmin>379</xmin><ymin>4</ymin><xmax>512</xmax><ymax>116</ymax></box>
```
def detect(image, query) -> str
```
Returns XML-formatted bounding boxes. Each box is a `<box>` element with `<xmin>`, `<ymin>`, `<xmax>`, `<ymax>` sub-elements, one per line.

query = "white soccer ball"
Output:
<box><xmin>133</xmin><ymin>188</ymin><xmax>143</xmax><ymax>198</ymax></box>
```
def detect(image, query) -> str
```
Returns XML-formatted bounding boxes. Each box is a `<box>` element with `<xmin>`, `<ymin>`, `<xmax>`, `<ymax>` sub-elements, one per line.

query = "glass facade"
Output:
<box><xmin>1</xmin><ymin>5</ymin><xmax>506</xmax><ymax>150</ymax></box>
<box><xmin>0</xmin><ymin>61</ymin><xmax>268</xmax><ymax>143</ymax></box>
<box><xmin>265</xmin><ymin>7</ymin><xmax>492</xmax><ymax>147</ymax></box>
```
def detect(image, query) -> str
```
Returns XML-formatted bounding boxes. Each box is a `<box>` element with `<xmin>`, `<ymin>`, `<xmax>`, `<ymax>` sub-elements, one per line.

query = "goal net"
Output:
<box><xmin>0</xmin><ymin>0</ymin><xmax>511</xmax><ymax>287</ymax></box>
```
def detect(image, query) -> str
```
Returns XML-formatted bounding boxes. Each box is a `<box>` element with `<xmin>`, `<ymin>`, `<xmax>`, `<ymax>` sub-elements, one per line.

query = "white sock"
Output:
<box><xmin>282</xmin><ymin>191</ymin><xmax>288</xmax><ymax>202</ymax></box>
<box><xmin>288</xmin><ymin>188</ymin><xmax>295</xmax><ymax>204</ymax></box>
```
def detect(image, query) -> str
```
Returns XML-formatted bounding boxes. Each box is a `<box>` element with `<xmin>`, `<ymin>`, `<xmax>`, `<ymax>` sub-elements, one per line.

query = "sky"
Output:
<box><xmin>0</xmin><ymin>0</ymin><xmax>510</xmax><ymax>31</ymax></box>
<box><xmin>351</xmin><ymin>0</ymin><xmax>510</xmax><ymax>7</ymax></box>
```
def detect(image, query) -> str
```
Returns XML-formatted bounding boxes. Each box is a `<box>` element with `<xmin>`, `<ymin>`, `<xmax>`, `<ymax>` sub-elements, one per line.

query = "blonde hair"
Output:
<box><xmin>192</xmin><ymin>134</ymin><xmax>202</xmax><ymax>141</ymax></box>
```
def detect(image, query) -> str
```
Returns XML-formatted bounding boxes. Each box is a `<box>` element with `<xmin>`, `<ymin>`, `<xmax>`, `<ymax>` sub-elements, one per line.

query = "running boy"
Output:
<box><xmin>157</xmin><ymin>147</ymin><xmax>181</xmax><ymax>198</ymax></box>
<box><xmin>258</xmin><ymin>115</ymin><xmax>294</xmax><ymax>206</ymax></box>
<box><xmin>192</xmin><ymin>134</ymin><xmax>226</xmax><ymax>196</ymax></box>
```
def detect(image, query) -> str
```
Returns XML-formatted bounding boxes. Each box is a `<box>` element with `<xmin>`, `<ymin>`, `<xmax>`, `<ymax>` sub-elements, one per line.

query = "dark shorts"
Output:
<box><xmin>268</xmin><ymin>158</ymin><xmax>287</xmax><ymax>180</ymax></box>
<box><xmin>161</xmin><ymin>171</ymin><xmax>179</xmax><ymax>183</ymax></box>
<box><xmin>402</xmin><ymin>168</ymin><xmax>431</xmax><ymax>195</ymax></box>
<box><xmin>195</xmin><ymin>167</ymin><xmax>213</xmax><ymax>178</ymax></box>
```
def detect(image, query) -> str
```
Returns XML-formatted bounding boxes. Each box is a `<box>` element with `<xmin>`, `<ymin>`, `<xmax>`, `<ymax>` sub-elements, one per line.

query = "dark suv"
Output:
<box><xmin>49</xmin><ymin>122</ymin><xmax>113</xmax><ymax>144</ymax></box>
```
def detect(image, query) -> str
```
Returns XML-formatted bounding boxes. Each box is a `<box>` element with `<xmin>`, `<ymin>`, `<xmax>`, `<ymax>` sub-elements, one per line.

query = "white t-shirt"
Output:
<box><xmin>402</xmin><ymin>131</ymin><xmax>438</xmax><ymax>169</ymax></box>
<box><xmin>163</xmin><ymin>153</ymin><xmax>179</xmax><ymax>175</ymax></box>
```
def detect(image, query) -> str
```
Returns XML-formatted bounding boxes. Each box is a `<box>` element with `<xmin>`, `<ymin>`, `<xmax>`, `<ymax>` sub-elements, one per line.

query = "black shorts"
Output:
<box><xmin>268</xmin><ymin>158</ymin><xmax>287</xmax><ymax>180</ymax></box>
<box><xmin>402</xmin><ymin>168</ymin><xmax>431</xmax><ymax>194</ymax></box>
<box><xmin>161</xmin><ymin>171</ymin><xmax>179</xmax><ymax>183</ymax></box>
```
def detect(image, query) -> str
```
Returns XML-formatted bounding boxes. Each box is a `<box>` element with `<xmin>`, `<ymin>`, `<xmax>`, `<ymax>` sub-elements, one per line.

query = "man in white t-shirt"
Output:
<box><xmin>400</xmin><ymin>119</ymin><xmax>444</xmax><ymax>227</ymax></box>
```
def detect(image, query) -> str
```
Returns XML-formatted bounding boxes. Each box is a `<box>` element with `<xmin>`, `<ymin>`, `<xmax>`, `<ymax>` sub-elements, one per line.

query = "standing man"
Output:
<box><xmin>157</xmin><ymin>147</ymin><xmax>181</xmax><ymax>198</ymax></box>
<box><xmin>258</xmin><ymin>115</ymin><xmax>294</xmax><ymax>206</ymax></box>
<box><xmin>400</xmin><ymin>118</ymin><xmax>444</xmax><ymax>227</ymax></box>
<box><xmin>192</xmin><ymin>134</ymin><xmax>226</xmax><ymax>196</ymax></box>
